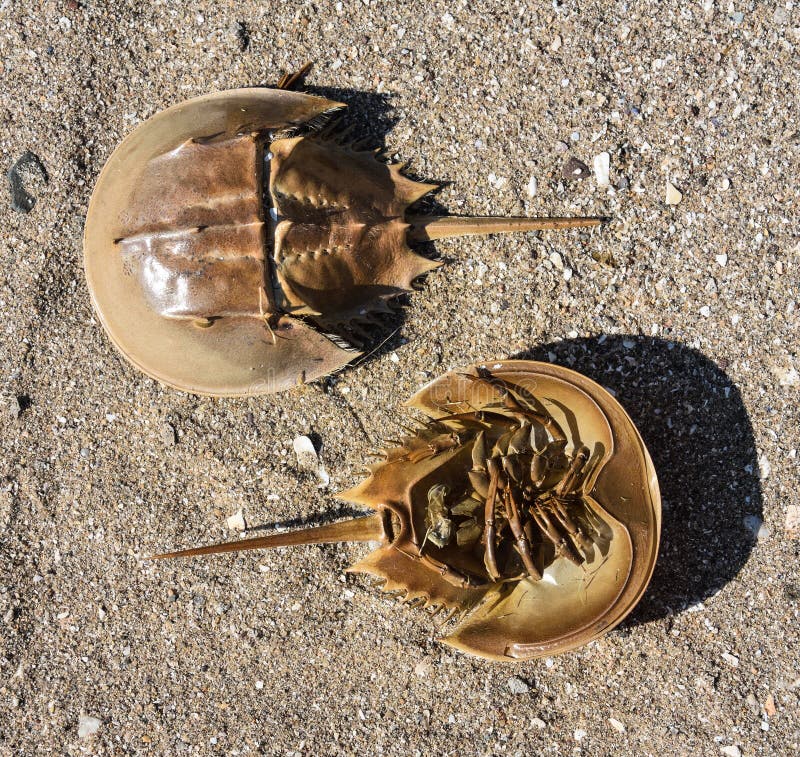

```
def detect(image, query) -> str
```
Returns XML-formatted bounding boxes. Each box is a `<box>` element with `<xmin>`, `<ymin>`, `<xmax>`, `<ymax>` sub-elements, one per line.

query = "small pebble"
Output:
<box><xmin>292</xmin><ymin>435</ymin><xmax>330</xmax><ymax>488</ymax></box>
<box><xmin>720</xmin><ymin>177</ymin><xmax>731</xmax><ymax>190</ymax></box>
<box><xmin>532</xmin><ymin>717</ymin><xmax>546</xmax><ymax>729</ymax></box>
<box><xmin>160</xmin><ymin>422</ymin><xmax>177</xmax><ymax>445</ymax></box>
<box><xmin>720</xmin><ymin>746</ymin><xmax>741</xmax><ymax>757</ymax></box>
<box><xmin>715</xmin><ymin>253</ymin><xmax>728</xmax><ymax>266</ymax></box>
<box><xmin>6</xmin><ymin>395</ymin><xmax>22</xmax><ymax>419</ymax></box>
<box><xmin>574</xmin><ymin>729</ymin><xmax>587</xmax><ymax>742</ymax></box>
<box><xmin>562</xmin><ymin>157</ymin><xmax>590</xmax><ymax>180</ymax></box>
<box><xmin>608</xmin><ymin>717</ymin><xmax>625</xmax><ymax>733</ymax></box>
<box><xmin>507</xmin><ymin>676</ymin><xmax>530</xmax><ymax>694</ymax></box>
<box><xmin>555</xmin><ymin>140</ymin><xmax>569</xmax><ymax>153</ymax></box>
<box><xmin>549</xmin><ymin>35</ymin><xmax>562</xmax><ymax>51</ymax></box>
<box><xmin>665</xmin><ymin>181</ymin><xmax>683</xmax><ymax>205</ymax></box>
<box><xmin>784</xmin><ymin>505</ymin><xmax>800</xmax><ymax>538</ymax></box>
<box><xmin>699</xmin><ymin>305</ymin><xmax>711</xmax><ymax>317</ymax></box>
<box><xmin>773</xmin><ymin>7</ymin><xmax>789</xmax><ymax>24</ymax></box>
<box><xmin>743</xmin><ymin>514</ymin><xmax>769</xmax><ymax>539</ymax></box>
<box><xmin>78</xmin><ymin>715</ymin><xmax>102</xmax><ymax>739</ymax></box>
<box><xmin>549</xmin><ymin>252</ymin><xmax>564</xmax><ymax>269</ymax></box>
<box><xmin>721</xmin><ymin>652</ymin><xmax>739</xmax><ymax>667</ymax></box>
<box><xmin>226</xmin><ymin>510</ymin><xmax>246</xmax><ymax>532</ymax></box>
<box><xmin>526</xmin><ymin>175</ymin><xmax>538</xmax><ymax>197</ymax></box>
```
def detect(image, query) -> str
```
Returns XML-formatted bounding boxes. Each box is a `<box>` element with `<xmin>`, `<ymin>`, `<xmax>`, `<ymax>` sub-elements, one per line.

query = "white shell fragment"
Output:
<box><xmin>526</xmin><ymin>175</ymin><xmax>538</xmax><ymax>197</ymax></box>
<box><xmin>78</xmin><ymin>714</ymin><xmax>102</xmax><ymax>739</ymax></box>
<box><xmin>774</xmin><ymin>366</ymin><xmax>799</xmax><ymax>387</ymax></box>
<box><xmin>665</xmin><ymin>180</ymin><xmax>683</xmax><ymax>205</ymax></box>
<box><xmin>593</xmin><ymin>152</ymin><xmax>610</xmax><ymax>187</ymax></box>
<box><xmin>226</xmin><ymin>509</ymin><xmax>246</xmax><ymax>532</ymax></box>
<box><xmin>292</xmin><ymin>435</ymin><xmax>330</xmax><ymax>488</ymax></box>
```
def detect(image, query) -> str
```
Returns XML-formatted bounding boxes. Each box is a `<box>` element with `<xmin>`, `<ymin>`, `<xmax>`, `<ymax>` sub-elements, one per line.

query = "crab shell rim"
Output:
<box><xmin>83</xmin><ymin>87</ymin><xmax>360</xmax><ymax>397</ymax></box>
<box><xmin>402</xmin><ymin>359</ymin><xmax>661</xmax><ymax>661</ymax></box>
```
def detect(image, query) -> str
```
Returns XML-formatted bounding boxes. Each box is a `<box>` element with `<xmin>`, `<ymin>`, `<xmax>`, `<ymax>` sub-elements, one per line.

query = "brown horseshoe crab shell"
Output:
<box><xmin>84</xmin><ymin>88</ymin><xmax>354</xmax><ymax>396</ymax></box>
<box><xmin>155</xmin><ymin>360</ymin><xmax>660</xmax><ymax>661</ymax></box>
<box><xmin>84</xmin><ymin>84</ymin><xmax>603</xmax><ymax>396</ymax></box>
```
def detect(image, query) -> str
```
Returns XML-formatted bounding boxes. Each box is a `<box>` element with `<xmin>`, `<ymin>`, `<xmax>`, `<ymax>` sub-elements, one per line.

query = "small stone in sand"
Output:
<box><xmin>721</xmin><ymin>652</ymin><xmax>739</xmax><ymax>667</ymax></box>
<box><xmin>293</xmin><ymin>435</ymin><xmax>330</xmax><ymax>488</ymax></box>
<box><xmin>785</xmin><ymin>505</ymin><xmax>800</xmax><ymax>538</ymax></box>
<box><xmin>665</xmin><ymin>181</ymin><xmax>683</xmax><ymax>205</ymax></box>
<box><xmin>562</xmin><ymin>157</ymin><xmax>590</xmax><ymax>180</ymax></box>
<box><xmin>526</xmin><ymin>175</ymin><xmax>538</xmax><ymax>197</ymax></box>
<box><xmin>507</xmin><ymin>676</ymin><xmax>530</xmax><ymax>694</ymax></box>
<box><xmin>160</xmin><ymin>422</ymin><xmax>177</xmax><ymax>445</ymax></box>
<box><xmin>6</xmin><ymin>395</ymin><xmax>23</xmax><ymax>419</ymax></box>
<box><xmin>775</xmin><ymin>366</ymin><xmax>799</xmax><ymax>387</ymax></box>
<box><xmin>743</xmin><ymin>515</ymin><xmax>768</xmax><ymax>539</ymax></box>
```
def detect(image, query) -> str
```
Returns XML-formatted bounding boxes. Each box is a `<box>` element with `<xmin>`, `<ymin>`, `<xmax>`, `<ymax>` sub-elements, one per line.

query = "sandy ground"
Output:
<box><xmin>1</xmin><ymin>1</ymin><xmax>799</xmax><ymax>755</ymax></box>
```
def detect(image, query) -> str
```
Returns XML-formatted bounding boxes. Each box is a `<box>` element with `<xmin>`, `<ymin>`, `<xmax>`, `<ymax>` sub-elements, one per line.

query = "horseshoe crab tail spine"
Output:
<box><xmin>405</xmin><ymin>215</ymin><xmax>606</xmax><ymax>243</ymax></box>
<box><xmin>151</xmin><ymin>512</ymin><xmax>387</xmax><ymax>560</ymax></box>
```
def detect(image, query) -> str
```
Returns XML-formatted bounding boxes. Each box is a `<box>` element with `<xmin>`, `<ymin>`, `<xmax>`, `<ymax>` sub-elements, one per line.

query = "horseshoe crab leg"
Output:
<box><xmin>555</xmin><ymin>445</ymin><xmax>591</xmax><ymax>496</ymax></box>
<box><xmin>505</xmin><ymin>489</ymin><xmax>541</xmax><ymax>580</ymax></box>
<box><xmin>483</xmin><ymin>458</ymin><xmax>503</xmax><ymax>581</ymax></box>
<box><xmin>530</xmin><ymin>506</ymin><xmax>583</xmax><ymax>567</ymax></box>
<box><xmin>462</xmin><ymin>370</ymin><xmax>568</xmax><ymax>444</ymax></box>
<box><xmin>419</xmin><ymin>554</ymin><xmax>486</xmax><ymax>589</ymax></box>
<box><xmin>549</xmin><ymin>498</ymin><xmax>594</xmax><ymax>557</ymax></box>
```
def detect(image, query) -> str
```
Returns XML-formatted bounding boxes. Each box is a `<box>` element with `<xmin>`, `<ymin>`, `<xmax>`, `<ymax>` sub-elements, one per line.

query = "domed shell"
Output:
<box><xmin>84</xmin><ymin>88</ymin><xmax>357</xmax><ymax>396</ymax></box>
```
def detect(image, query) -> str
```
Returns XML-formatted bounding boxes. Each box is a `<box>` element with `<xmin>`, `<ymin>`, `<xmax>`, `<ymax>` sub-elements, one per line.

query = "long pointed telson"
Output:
<box><xmin>151</xmin><ymin>512</ymin><xmax>386</xmax><ymax>560</ymax></box>
<box><xmin>406</xmin><ymin>215</ymin><xmax>606</xmax><ymax>242</ymax></box>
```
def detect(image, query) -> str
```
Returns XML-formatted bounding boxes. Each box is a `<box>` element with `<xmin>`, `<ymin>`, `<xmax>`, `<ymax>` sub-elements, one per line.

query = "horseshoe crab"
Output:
<box><xmin>84</xmin><ymin>69</ymin><xmax>603</xmax><ymax>396</ymax></box>
<box><xmin>154</xmin><ymin>360</ymin><xmax>660</xmax><ymax>661</ymax></box>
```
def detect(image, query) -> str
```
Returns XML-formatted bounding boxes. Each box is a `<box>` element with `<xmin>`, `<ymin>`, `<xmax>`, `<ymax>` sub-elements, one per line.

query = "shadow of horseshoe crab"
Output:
<box><xmin>512</xmin><ymin>336</ymin><xmax>762</xmax><ymax>626</ymax></box>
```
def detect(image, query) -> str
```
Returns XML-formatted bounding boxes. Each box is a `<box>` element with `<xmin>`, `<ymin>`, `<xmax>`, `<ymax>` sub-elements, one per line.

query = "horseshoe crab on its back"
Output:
<box><xmin>154</xmin><ymin>360</ymin><xmax>660</xmax><ymax>662</ymax></box>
